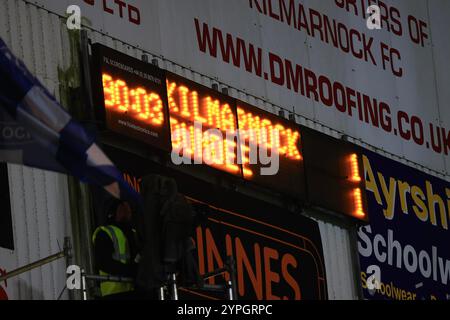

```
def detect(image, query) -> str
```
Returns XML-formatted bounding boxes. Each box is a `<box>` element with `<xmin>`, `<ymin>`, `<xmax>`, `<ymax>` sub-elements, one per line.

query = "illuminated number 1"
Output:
<box><xmin>350</xmin><ymin>153</ymin><xmax>365</xmax><ymax>218</ymax></box>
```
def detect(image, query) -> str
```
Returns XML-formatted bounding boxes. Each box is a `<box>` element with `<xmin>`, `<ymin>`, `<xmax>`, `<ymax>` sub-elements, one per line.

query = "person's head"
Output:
<box><xmin>106</xmin><ymin>199</ymin><xmax>133</xmax><ymax>224</ymax></box>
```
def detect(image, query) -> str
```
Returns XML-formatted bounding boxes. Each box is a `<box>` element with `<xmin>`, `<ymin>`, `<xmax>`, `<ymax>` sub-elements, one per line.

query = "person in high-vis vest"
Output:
<box><xmin>92</xmin><ymin>199</ymin><xmax>139</xmax><ymax>299</ymax></box>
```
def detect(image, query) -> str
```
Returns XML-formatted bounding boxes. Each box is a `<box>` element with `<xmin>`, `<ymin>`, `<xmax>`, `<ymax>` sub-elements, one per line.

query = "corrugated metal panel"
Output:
<box><xmin>317</xmin><ymin>220</ymin><xmax>359</xmax><ymax>300</ymax></box>
<box><xmin>1</xmin><ymin>166</ymin><xmax>71</xmax><ymax>300</ymax></box>
<box><xmin>0</xmin><ymin>0</ymin><xmax>73</xmax><ymax>300</ymax></box>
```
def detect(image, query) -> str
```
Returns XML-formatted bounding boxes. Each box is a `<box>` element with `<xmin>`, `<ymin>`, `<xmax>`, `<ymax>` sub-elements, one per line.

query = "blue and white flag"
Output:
<box><xmin>0</xmin><ymin>38</ymin><xmax>140</xmax><ymax>202</ymax></box>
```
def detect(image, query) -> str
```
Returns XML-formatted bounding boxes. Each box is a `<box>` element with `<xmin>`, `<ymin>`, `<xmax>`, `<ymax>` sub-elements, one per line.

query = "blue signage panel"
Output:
<box><xmin>359</xmin><ymin>150</ymin><xmax>450</xmax><ymax>300</ymax></box>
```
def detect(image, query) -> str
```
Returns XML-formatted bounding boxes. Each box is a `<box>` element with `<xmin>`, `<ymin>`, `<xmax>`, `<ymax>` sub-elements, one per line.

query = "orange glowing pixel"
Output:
<box><xmin>348</xmin><ymin>153</ymin><xmax>365</xmax><ymax>218</ymax></box>
<box><xmin>102</xmin><ymin>73</ymin><xmax>164</xmax><ymax>126</ymax></box>
<box><xmin>353</xmin><ymin>188</ymin><xmax>365</xmax><ymax>218</ymax></box>
<box><xmin>350</xmin><ymin>153</ymin><xmax>362</xmax><ymax>182</ymax></box>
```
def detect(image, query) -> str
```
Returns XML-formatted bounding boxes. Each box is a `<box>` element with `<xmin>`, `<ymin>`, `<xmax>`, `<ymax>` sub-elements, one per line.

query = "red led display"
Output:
<box><xmin>166</xmin><ymin>73</ymin><xmax>240</xmax><ymax>175</ymax></box>
<box><xmin>102</xmin><ymin>73</ymin><xmax>165</xmax><ymax>126</ymax></box>
<box><xmin>302</xmin><ymin>127</ymin><xmax>368</xmax><ymax>220</ymax></box>
<box><xmin>92</xmin><ymin>44</ymin><xmax>171</xmax><ymax>151</ymax></box>
<box><xmin>166</xmin><ymin>73</ymin><xmax>305</xmax><ymax>197</ymax></box>
<box><xmin>236</xmin><ymin>102</ymin><xmax>305</xmax><ymax>197</ymax></box>
<box><xmin>92</xmin><ymin>44</ymin><xmax>368</xmax><ymax>221</ymax></box>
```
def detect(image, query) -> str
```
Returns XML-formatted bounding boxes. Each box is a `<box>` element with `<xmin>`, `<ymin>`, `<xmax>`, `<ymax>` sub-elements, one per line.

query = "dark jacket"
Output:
<box><xmin>93</xmin><ymin>222</ymin><xmax>138</xmax><ymax>278</ymax></box>
<box><xmin>135</xmin><ymin>174</ymin><xmax>201</xmax><ymax>290</ymax></box>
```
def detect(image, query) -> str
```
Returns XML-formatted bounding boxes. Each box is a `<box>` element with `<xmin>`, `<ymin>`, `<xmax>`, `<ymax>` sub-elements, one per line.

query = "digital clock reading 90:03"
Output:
<box><xmin>102</xmin><ymin>73</ymin><xmax>165</xmax><ymax>126</ymax></box>
<box><xmin>92</xmin><ymin>44</ymin><xmax>172</xmax><ymax>151</ymax></box>
<box><xmin>92</xmin><ymin>43</ymin><xmax>367</xmax><ymax>221</ymax></box>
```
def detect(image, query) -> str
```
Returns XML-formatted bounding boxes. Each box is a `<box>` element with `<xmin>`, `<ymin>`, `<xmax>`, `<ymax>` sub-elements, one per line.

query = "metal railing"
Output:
<box><xmin>82</xmin><ymin>255</ymin><xmax>238</xmax><ymax>301</ymax></box>
<box><xmin>0</xmin><ymin>237</ymin><xmax>72</xmax><ymax>283</ymax></box>
<box><xmin>0</xmin><ymin>237</ymin><xmax>238</xmax><ymax>301</ymax></box>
